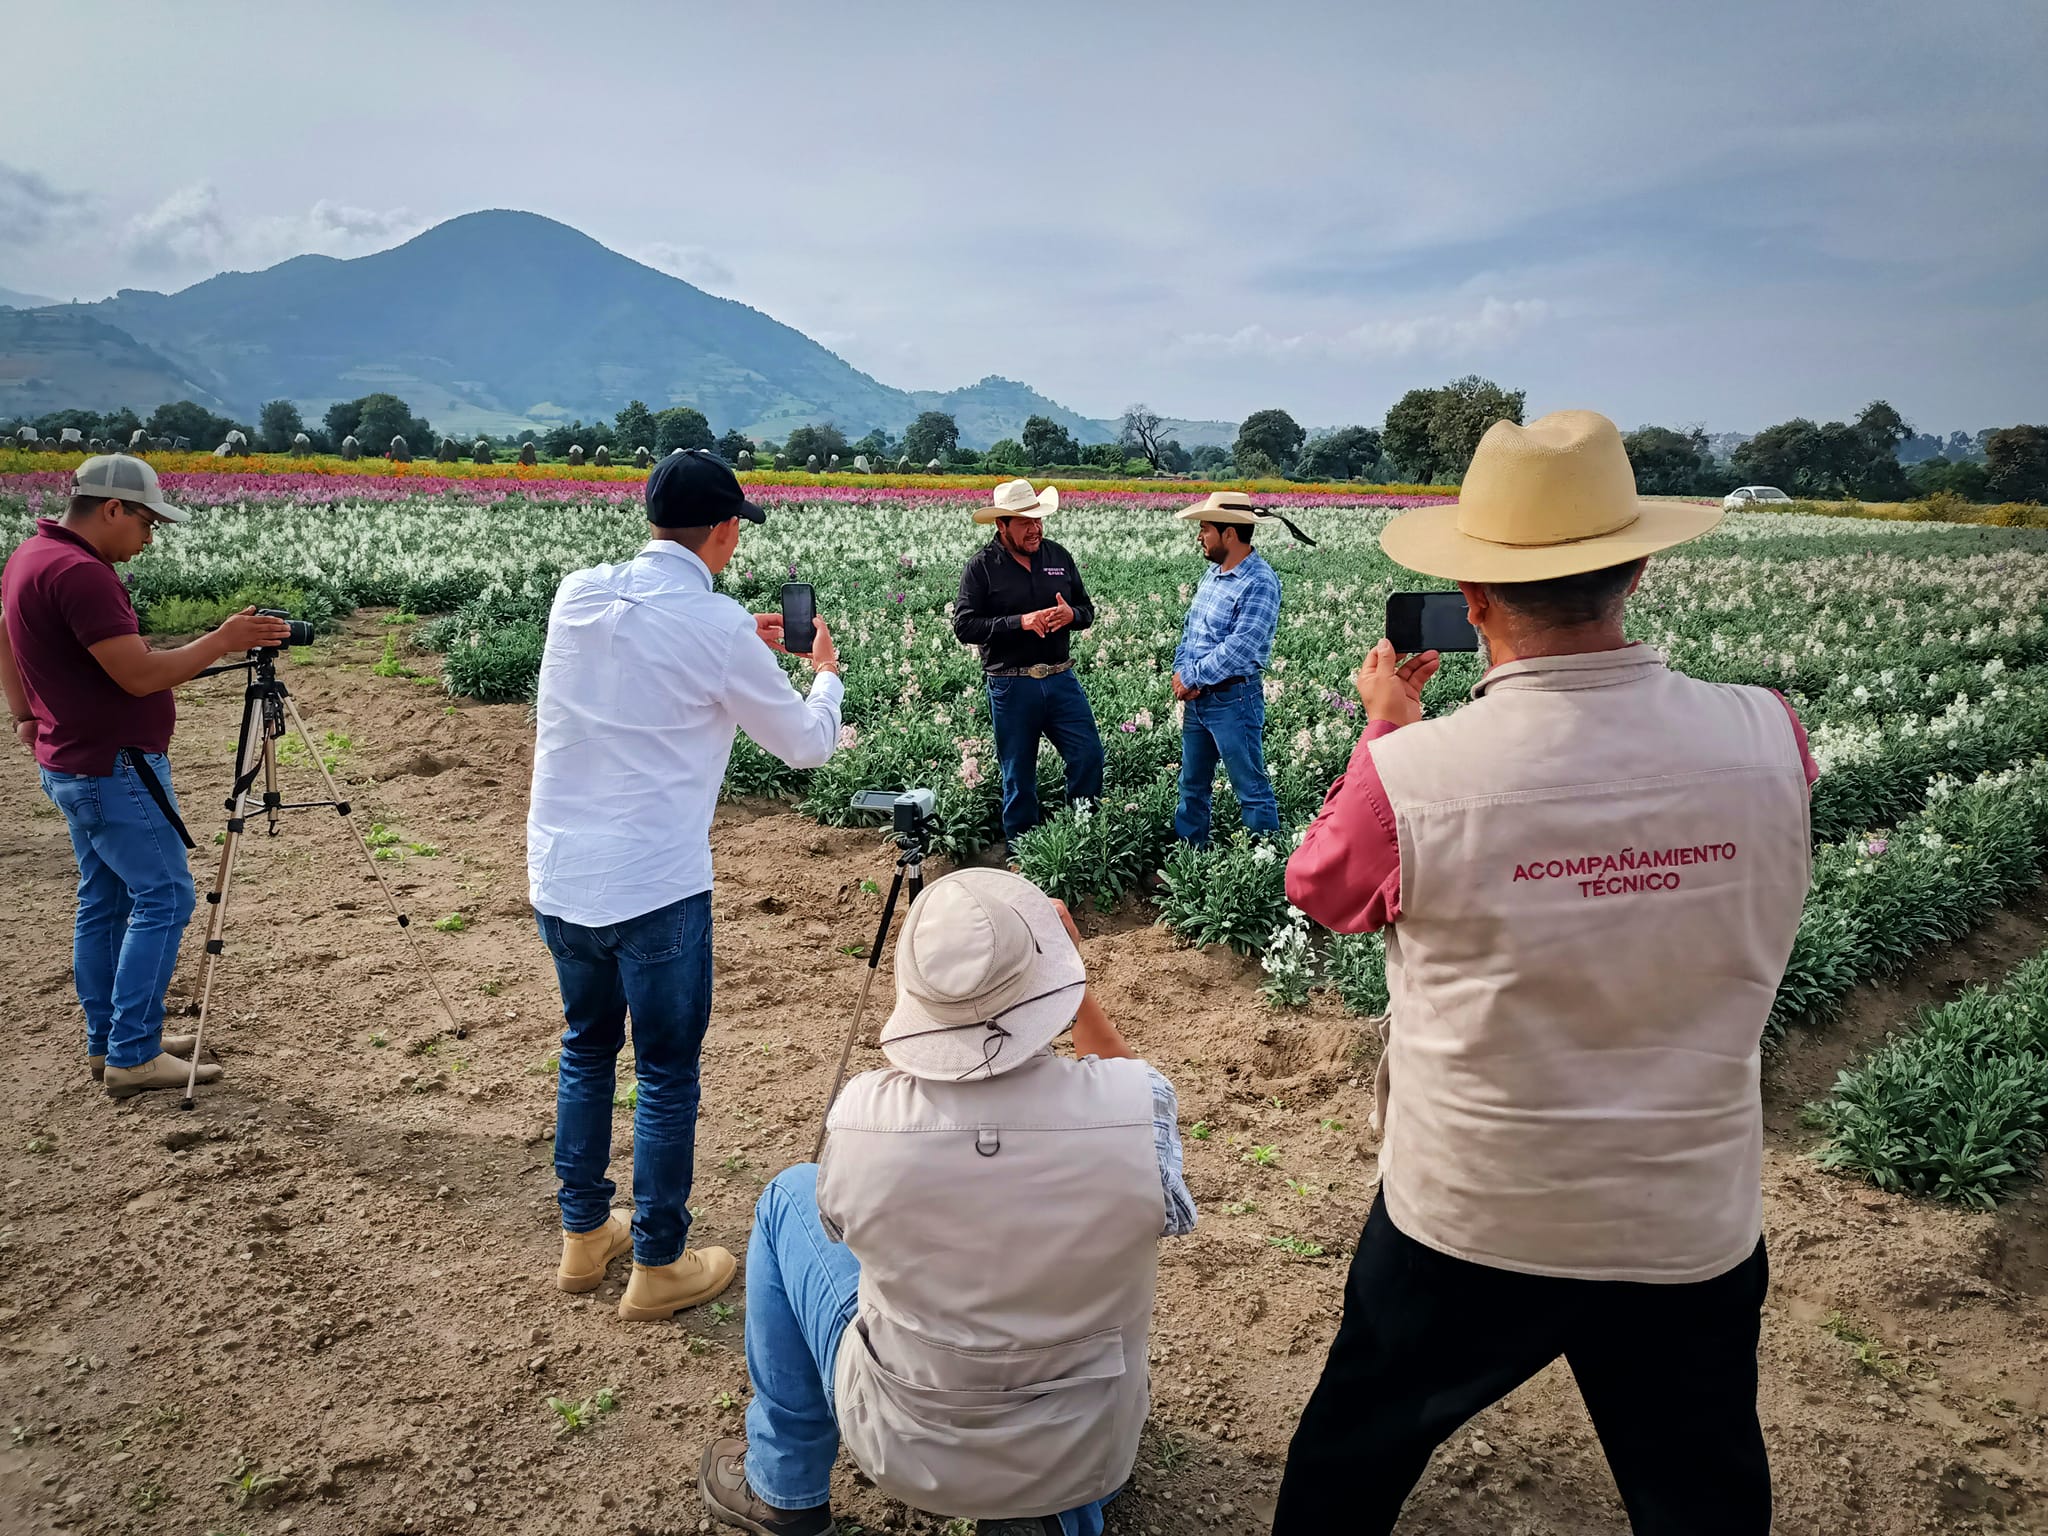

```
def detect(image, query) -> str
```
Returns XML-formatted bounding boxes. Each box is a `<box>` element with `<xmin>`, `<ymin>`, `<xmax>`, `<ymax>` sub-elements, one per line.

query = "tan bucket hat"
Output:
<box><xmin>1175</xmin><ymin>490</ymin><xmax>1318</xmax><ymax>546</ymax></box>
<box><xmin>1378</xmin><ymin>410</ymin><xmax>1721</xmax><ymax>582</ymax></box>
<box><xmin>973</xmin><ymin>478</ymin><xmax>1060</xmax><ymax>524</ymax></box>
<box><xmin>877</xmin><ymin>869</ymin><xmax>1087</xmax><ymax>1081</ymax></box>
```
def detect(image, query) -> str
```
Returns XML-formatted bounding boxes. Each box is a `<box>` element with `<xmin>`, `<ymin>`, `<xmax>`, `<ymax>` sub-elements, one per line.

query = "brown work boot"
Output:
<box><xmin>698</xmin><ymin>1437</ymin><xmax>834</xmax><ymax>1535</ymax></box>
<box><xmin>557</xmin><ymin>1209</ymin><xmax>633</xmax><ymax>1293</ymax></box>
<box><xmin>90</xmin><ymin>1033</ymin><xmax>198</xmax><ymax>1083</ymax></box>
<box><xmin>618</xmin><ymin>1246</ymin><xmax>736</xmax><ymax>1320</ymax></box>
<box><xmin>103</xmin><ymin>1052</ymin><xmax>223</xmax><ymax>1098</ymax></box>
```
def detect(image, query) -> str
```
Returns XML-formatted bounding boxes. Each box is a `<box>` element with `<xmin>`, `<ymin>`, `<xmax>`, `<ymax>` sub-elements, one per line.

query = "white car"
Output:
<box><xmin>1722</xmin><ymin>485</ymin><xmax>1793</xmax><ymax>510</ymax></box>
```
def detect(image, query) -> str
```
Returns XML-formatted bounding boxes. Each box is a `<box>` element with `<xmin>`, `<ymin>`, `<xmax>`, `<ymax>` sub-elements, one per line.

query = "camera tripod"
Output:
<box><xmin>810</xmin><ymin>825</ymin><xmax>927</xmax><ymax>1162</ymax></box>
<box><xmin>178</xmin><ymin>647</ymin><xmax>463</xmax><ymax>1108</ymax></box>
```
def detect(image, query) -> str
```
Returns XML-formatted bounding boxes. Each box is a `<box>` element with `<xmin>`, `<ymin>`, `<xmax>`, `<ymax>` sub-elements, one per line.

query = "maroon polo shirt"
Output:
<box><xmin>2</xmin><ymin>519</ymin><xmax>174</xmax><ymax>775</ymax></box>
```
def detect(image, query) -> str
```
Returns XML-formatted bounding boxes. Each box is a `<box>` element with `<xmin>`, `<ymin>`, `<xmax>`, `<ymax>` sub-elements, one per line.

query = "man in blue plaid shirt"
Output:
<box><xmin>1169</xmin><ymin>492</ymin><xmax>1285</xmax><ymax>845</ymax></box>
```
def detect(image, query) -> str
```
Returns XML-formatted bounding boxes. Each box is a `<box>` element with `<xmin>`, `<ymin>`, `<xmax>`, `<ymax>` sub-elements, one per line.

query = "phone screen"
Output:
<box><xmin>1385</xmin><ymin>591</ymin><xmax>1479</xmax><ymax>654</ymax></box>
<box><xmin>780</xmin><ymin>582</ymin><xmax>816</xmax><ymax>655</ymax></box>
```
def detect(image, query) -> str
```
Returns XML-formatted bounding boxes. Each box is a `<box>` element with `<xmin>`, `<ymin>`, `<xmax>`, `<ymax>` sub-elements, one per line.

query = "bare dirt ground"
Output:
<box><xmin>3</xmin><ymin>615</ymin><xmax>2045</xmax><ymax>1536</ymax></box>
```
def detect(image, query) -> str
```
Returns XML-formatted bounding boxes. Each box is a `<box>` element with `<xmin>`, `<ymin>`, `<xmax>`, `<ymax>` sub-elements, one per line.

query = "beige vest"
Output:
<box><xmin>1367</xmin><ymin>648</ymin><xmax>1811</xmax><ymax>1283</ymax></box>
<box><xmin>817</xmin><ymin>1052</ymin><xmax>1162</xmax><ymax>1519</ymax></box>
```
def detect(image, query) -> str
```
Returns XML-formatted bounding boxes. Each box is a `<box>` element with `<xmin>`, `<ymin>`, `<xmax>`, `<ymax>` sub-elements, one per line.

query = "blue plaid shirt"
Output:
<box><xmin>1174</xmin><ymin>551</ymin><xmax>1282</xmax><ymax>690</ymax></box>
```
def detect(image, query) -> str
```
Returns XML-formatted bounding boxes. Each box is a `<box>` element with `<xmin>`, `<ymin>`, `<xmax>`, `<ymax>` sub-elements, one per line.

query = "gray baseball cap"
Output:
<box><xmin>73</xmin><ymin>454</ymin><xmax>189</xmax><ymax>524</ymax></box>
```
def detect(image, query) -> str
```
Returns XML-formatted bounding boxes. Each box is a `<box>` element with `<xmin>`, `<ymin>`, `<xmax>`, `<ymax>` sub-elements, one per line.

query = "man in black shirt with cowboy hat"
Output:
<box><xmin>953</xmin><ymin>479</ymin><xmax>1103</xmax><ymax>851</ymax></box>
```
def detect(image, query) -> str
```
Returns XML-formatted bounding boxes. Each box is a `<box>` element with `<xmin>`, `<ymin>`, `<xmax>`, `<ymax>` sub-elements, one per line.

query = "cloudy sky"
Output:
<box><xmin>4</xmin><ymin>0</ymin><xmax>2043</xmax><ymax>433</ymax></box>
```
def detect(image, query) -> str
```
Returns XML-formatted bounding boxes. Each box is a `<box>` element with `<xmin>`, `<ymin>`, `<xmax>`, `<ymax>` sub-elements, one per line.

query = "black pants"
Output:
<box><xmin>1274</xmin><ymin>1192</ymin><xmax>1770</xmax><ymax>1534</ymax></box>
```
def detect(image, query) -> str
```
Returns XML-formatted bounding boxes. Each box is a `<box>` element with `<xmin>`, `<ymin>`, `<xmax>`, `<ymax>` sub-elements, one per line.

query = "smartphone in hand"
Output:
<box><xmin>1385</xmin><ymin>591</ymin><xmax>1479</xmax><ymax>654</ymax></box>
<box><xmin>780</xmin><ymin>582</ymin><xmax>817</xmax><ymax>655</ymax></box>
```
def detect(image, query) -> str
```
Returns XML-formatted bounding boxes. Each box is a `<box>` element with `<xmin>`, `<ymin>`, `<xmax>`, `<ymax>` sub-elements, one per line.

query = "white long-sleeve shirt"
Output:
<box><xmin>527</xmin><ymin>540</ymin><xmax>843</xmax><ymax>926</ymax></box>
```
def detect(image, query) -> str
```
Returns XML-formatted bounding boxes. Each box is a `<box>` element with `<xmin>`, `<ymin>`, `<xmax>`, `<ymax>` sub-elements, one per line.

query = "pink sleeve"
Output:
<box><xmin>1770</xmin><ymin>691</ymin><xmax>1821</xmax><ymax>788</ymax></box>
<box><xmin>1284</xmin><ymin>720</ymin><xmax>1404</xmax><ymax>933</ymax></box>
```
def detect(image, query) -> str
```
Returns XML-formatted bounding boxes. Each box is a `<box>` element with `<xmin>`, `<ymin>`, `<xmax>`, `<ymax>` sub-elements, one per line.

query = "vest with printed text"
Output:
<box><xmin>1365</xmin><ymin>647</ymin><xmax>1811</xmax><ymax>1283</ymax></box>
<box><xmin>816</xmin><ymin>1052</ymin><xmax>1162</xmax><ymax>1519</ymax></box>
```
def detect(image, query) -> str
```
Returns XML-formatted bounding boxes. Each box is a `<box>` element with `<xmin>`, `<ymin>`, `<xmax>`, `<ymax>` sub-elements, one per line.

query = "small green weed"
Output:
<box><xmin>433</xmin><ymin>912</ymin><xmax>467</xmax><ymax>933</ymax></box>
<box><xmin>369</xmin><ymin>1032</ymin><xmax>388</xmax><ymax>1048</ymax></box>
<box><xmin>372</xmin><ymin>633</ymin><xmax>418</xmax><ymax>679</ymax></box>
<box><xmin>1224</xmin><ymin>1200</ymin><xmax>1258</xmax><ymax>1216</ymax></box>
<box><xmin>129</xmin><ymin>1483</ymin><xmax>169</xmax><ymax>1512</ymax></box>
<box><xmin>479</xmin><ymin>979</ymin><xmax>502</xmax><ymax>996</ymax></box>
<box><xmin>1320</xmin><ymin>1118</ymin><xmax>1345</xmax><ymax>1132</ymax></box>
<box><xmin>1155</xmin><ymin>1431</ymin><xmax>1193</xmax><ymax>1474</ymax></box>
<box><xmin>709</xmin><ymin>1301</ymin><xmax>737</xmax><ymax>1327</ymax></box>
<box><xmin>614</xmin><ymin>1081</ymin><xmax>639</xmax><ymax>1109</ymax></box>
<box><xmin>712</xmin><ymin>1390</ymin><xmax>741</xmax><ymax>1411</ymax></box>
<box><xmin>220</xmin><ymin>1454</ymin><xmax>292</xmax><ymax>1508</ymax></box>
<box><xmin>1267</xmin><ymin>1235</ymin><xmax>1326</xmax><ymax>1259</ymax></box>
<box><xmin>1189</xmin><ymin>1121</ymin><xmax>1212</xmax><ymax>1141</ymax></box>
<box><xmin>27</xmin><ymin>1135</ymin><xmax>54</xmax><ymax>1154</ymax></box>
<box><xmin>1285</xmin><ymin>1177</ymin><xmax>1318</xmax><ymax>1198</ymax></box>
<box><xmin>1242</xmin><ymin>1144</ymin><xmax>1280</xmax><ymax>1167</ymax></box>
<box><xmin>1821</xmin><ymin>1311</ymin><xmax>1905</xmax><ymax>1379</ymax></box>
<box><xmin>406</xmin><ymin>1037</ymin><xmax>439</xmax><ymax>1057</ymax></box>
<box><xmin>546</xmin><ymin>1388</ymin><xmax>621</xmax><ymax>1435</ymax></box>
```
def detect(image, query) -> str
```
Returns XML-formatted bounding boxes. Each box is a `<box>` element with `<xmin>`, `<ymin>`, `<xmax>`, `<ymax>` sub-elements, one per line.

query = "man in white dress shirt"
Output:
<box><xmin>528</xmin><ymin>448</ymin><xmax>844</xmax><ymax>1321</ymax></box>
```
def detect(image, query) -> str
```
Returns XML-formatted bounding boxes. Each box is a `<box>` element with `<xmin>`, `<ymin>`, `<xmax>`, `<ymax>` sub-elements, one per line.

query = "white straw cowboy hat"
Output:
<box><xmin>878</xmin><ymin>869</ymin><xmax>1087</xmax><ymax>1081</ymax></box>
<box><xmin>1378</xmin><ymin>410</ymin><xmax>1721</xmax><ymax>582</ymax></box>
<box><xmin>1175</xmin><ymin>490</ymin><xmax>1319</xmax><ymax>547</ymax></box>
<box><xmin>973</xmin><ymin>478</ymin><xmax>1060</xmax><ymax>524</ymax></box>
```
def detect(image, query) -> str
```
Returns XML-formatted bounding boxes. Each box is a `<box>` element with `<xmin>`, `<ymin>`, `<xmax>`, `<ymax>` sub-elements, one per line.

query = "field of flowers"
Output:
<box><xmin>7</xmin><ymin>473</ymin><xmax>2048</xmax><ymax>1132</ymax></box>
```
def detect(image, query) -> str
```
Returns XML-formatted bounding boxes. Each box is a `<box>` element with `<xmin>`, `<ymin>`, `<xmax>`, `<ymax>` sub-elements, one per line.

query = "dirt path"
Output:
<box><xmin>2</xmin><ymin>617</ymin><xmax>2044</xmax><ymax>1535</ymax></box>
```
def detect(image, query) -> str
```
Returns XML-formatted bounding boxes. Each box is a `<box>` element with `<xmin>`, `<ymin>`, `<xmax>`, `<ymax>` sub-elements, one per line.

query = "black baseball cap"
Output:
<box><xmin>645</xmin><ymin>448</ymin><xmax>766</xmax><ymax>527</ymax></box>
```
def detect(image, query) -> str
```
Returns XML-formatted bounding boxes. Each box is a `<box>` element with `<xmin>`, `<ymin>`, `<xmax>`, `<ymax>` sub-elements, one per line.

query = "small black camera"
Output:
<box><xmin>256</xmin><ymin>607</ymin><xmax>315</xmax><ymax>648</ymax></box>
<box><xmin>850</xmin><ymin>788</ymin><xmax>938</xmax><ymax>842</ymax></box>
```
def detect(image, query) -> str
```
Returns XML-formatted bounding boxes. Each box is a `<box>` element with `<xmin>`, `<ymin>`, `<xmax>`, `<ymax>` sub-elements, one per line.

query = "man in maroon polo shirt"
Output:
<box><xmin>0</xmin><ymin>455</ymin><xmax>288</xmax><ymax>1096</ymax></box>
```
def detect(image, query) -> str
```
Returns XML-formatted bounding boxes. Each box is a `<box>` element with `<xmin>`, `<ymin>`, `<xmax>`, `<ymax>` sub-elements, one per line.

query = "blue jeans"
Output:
<box><xmin>1174</xmin><ymin>679</ymin><xmax>1280</xmax><ymax>845</ymax></box>
<box><xmin>536</xmin><ymin>891</ymin><xmax>713</xmax><ymax>1265</ymax></box>
<box><xmin>742</xmin><ymin>1164</ymin><xmax>1110</xmax><ymax>1534</ymax></box>
<box><xmin>40</xmin><ymin>752</ymin><xmax>197</xmax><ymax>1069</ymax></box>
<box><xmin>986</xmin><ymin>670</ymin><xmax>1105</xmax><ymax>846</ymax></box>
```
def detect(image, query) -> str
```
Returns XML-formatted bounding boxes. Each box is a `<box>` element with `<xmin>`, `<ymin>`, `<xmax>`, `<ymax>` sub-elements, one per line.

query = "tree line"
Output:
<box><xmin>8</xmin><ymin>386</ymin><xmax>2044</xmax><ymax>504</ymax></box>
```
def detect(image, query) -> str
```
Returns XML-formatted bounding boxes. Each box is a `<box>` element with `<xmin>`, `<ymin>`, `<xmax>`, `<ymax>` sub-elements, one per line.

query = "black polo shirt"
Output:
<box><xmin>952</xmin><ymin>535</ymin><xmax>1095</xmax><ymax>673</ymax></box>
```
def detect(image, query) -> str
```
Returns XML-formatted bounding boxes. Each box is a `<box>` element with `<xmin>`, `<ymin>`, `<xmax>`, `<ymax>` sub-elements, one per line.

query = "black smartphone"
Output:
<box><xmin>1385</xmin><ymin>591</ymin><xmax>1479</xmax><ymax>654</ymax></box>
<box><xmin>780</xmin><ymin>581</ymin><xmax>816</xmax><ymax>655</ymax></box>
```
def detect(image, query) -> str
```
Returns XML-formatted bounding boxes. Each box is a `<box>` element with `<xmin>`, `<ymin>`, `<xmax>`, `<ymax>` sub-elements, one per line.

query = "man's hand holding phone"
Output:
<box><xmin>756</xmin><ymin>611</ymin><xmax>838</xmax><ymax>674</ymax></box>
<box><xmin>1354</xmin><ymin>638</ymin><xmax>1441</xmax><ymax>727</ymax></box>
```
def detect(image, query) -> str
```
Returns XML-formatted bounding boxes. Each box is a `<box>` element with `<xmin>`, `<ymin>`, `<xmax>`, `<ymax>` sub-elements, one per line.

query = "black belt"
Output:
<box><xmin>122</xmin><ymin>748</ymin><xmax>197</xmax><ymax>850</ymax></box>
<box><xmin>985</xmin><ymin>662</ymin><xmax>1073</xmax><ymax>679</ymax></box>
<box><xmin>1204</xmin><ymin>675</ymin><xmax>1250</xmax><ymax>690</ymax></box>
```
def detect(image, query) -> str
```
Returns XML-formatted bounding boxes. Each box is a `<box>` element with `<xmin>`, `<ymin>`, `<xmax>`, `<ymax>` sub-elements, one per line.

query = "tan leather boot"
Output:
<box><xmin>618</xmin><ymin>1246</ymin><xmax>737</xmax><ymax>1320</ymax></box>
<box><xmin>557</xmin><ymin>1209</ymin><xmax>633</xmax><ymax>1293</ymax></box>
<box><xmin>103</xmin><ymin>1052</ymin><xmax>223</xmax><ymax>1098</ymax></box>
<box><xmin>90</xmin><ymin>1033</ymin><xmax>197</xmax><ymax>1083</ymax></box>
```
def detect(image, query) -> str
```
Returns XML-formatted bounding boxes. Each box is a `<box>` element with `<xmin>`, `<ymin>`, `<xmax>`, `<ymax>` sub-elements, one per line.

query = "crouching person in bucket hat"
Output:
<box><xmin>698</xmin><ymin>868</ymin><xmax>1197</xmax><ymax>1536</ymax></box>
<box><xmin>1272</xmin><ymin>412</ymin><xmax>1820</xmax><ymax>1534</ymax></box>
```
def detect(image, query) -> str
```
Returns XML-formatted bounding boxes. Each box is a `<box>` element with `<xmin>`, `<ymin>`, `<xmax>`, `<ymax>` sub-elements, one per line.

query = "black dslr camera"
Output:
<box><xmin>256</xmin><ymin>607</ymin><xmax>316</xmax><ymax>649</ymax></box>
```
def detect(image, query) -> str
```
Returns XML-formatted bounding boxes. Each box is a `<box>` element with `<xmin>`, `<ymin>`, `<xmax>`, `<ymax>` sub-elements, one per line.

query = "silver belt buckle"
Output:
<box><xmin>1029</xmin><ymin>663</ymin><xmax>1050</xmax><ymax>679</ymax></box>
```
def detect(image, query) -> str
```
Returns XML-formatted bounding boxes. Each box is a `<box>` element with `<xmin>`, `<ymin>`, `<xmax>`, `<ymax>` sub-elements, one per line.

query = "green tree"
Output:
<box><xmin>715</xmin><ymin>428</ymin><xmax>754</xmax><ymax>462</ymax></box>
<box><xmin>654</xmin><ymin>406</ymin><xmax>714</xmax><ymax>455</ymax></box>
<box><xmin>902</xmin><ymin>411</ymin><xmax>960</xmax><ymax>465</ymax></box>
<box><xmin>147</xmin><ymin>400</ymin><xmax>247</xmax><ymax>448</ymax></box>
<box><xmin>1022</xmin><ymin>414</ymin><xmax>1078</xmax><ymax>467</ymax></box>
<box><xmin>1189</xmin><ymin>444</ymin><xmax>1231</xmax><ymax>475</ymax></box>
<box><xmin>1080</xmin><ymin>441</ymin><xmax>1130</xmax><ymax>469</ymax></box>
<box><xmin>1984</xmin><ymin>425</ymin><xmax>2048</xmax><ymax>503</ymax></box>
<box><xmin>851</xmin><ymin>428</ymin><xmax>893</xmax><ymax>459</ymax></box>
<box><xmin>1905</xmin><ymin>457</ymin><xmax>1991</xmax><ymax>500</ymax></box>
<box><xmin>257</xmin><ymin>399</ymin><xmax>304</xmax><ymax>454</ymax></box>
<box><xmin>1427</xmin><ymin>376</ymin><xmax>1525</xmax><ymax>479</ymax></box>
<box><xmin>783</xmin><ymin>423</ymin><xmax>848</xmax><ymax>464</ymax></box>
<box><xmin>1298</xmin><ymin>425</ymin><xmax>1382</xmax><ymax>481</ymax></box>
<box><xmin>1234</xmin><ymin>408</ymin><xmax>1306</xmax><ymax>472</ymax></box>
<box><xmin>1235</xmin><ymin>447</ymin><xmax>1281</xmax><ymax>480</ymax></box>
<box><xmin>1623</xmin><ymin>425</ymin><xmax>1713</xmax><ymax>495</ymax></box>
<box><xmin>613</xmin><ymin>400</ymin><xmax>657</xmax><ymax>453</ymax></box>
<box><xmin>1158</xmin><ymin>439</ymin><xmax>1193</xmax><ymax>474</ymax></box>
<box><xmin>1381</xmin><ymin>388</ymin><xmax>1441</xmax><ymax>481</ymax></box>
<box><xmin>543</xmin><ymin>420</ymin><xmax>588</xmax><ymax>458</ymax></box>
<box><xmin>352</xmin><ymin>393</ymin><xmax>432</xmax><ymax>452</ymax></box>
<box><xmin>982</xmin><ymin>437</ymin><xmax>1027</xmax><ymax>472</ymax></box>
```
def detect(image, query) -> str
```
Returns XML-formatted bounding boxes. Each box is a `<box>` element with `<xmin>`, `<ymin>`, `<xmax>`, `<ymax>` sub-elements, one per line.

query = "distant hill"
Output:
<box><xmin>0</xmin><ymin>286</ymin><xmax>58</xmax><ymax>311</ymax></box>
<box><xmin>0</xmin><ymin>210</ymin><xmax>1173</xmax><ymax>448</ymax></box>
<box><xmin>0</xmin><ymin>308</ymin><xmax>231</xmax><ymax>420</ymax></box>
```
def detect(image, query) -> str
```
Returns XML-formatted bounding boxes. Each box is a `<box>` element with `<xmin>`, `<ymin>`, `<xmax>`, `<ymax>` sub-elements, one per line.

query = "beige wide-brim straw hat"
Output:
<box><xmin>1174</xmin><ymin>491</ymin><xmax>1265</xmax><ymax>526</ymax></box>
<box><xmin>1378</xmin><ymin>410</ymin><xmax>1722</xmax><ymax>582</ymax></box>
<box><xmin>973</xmin><ymin>478</ymin><xmax>1060</xmax><ymax>524</ymax></box>
<box><xmin>878</xmin><ymin>869</ymin><xmax>1087</xmax><ymax>1081</ymax></box>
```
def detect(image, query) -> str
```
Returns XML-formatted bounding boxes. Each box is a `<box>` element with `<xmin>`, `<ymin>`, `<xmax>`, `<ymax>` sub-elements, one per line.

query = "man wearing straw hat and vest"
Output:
<box><xmin>697</xmin><ymin>867</ymin><xmax>1196</xmax><ymax>1536</ymax></box>
<box><xmin>952</xmin><ymin>479</ymin><xmax>1103</xmax><ymax>852</ymax></box>
<box><xmin>1274</xmin><ymin>411</ymin><xmax>1819</xmax><ymax>1534</ymax></box>
<box><xmin>1167</xmin><ymin>491</ymin><xmax>1312</xmax><ymax>845</ymax></box>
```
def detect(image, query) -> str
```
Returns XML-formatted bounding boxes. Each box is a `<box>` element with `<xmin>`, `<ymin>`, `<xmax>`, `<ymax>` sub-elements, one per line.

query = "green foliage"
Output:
<box><xmin>1022</xmin><ymin>413</ymin><xmax>1079</xmax><ymax>467</ymax></box>
<box><xmin>147</xmin><ymin>399</ymin><xmax>252</xmax><ymax>449</ymax></box>
<box><xmin>1324</xmin><ymin>931</ymin><xmax>1390</xmax><ymax>1016</ymax></box>
<box><xmin>1234</xmin><ymin>408</ymin><xmax>1306</xmax><ymax>472</ymax></box>
<box><xmin>1624</xmin><ymin>424</ymin><xmax>1723</xmax><ymax>495</ymax></box>
<box><xmin>1259</xmin><ymin>909</ymin><xmax>1315</xmax><ymax>1007</ymax></box>
<box><xmin>902</xmin><ymin>411</ymin><xmax>961</xmax><ymax>465</ymax></box>
<box><xmin>1298</xmin><ymin>425</ymin><xmax>1382</xmax><ymax>481</ymax></box>
<box><xmin>1013</xmin><ymin>799</ymin><xmax>1159</xmax><ymax>911</ymax></box>
<box><xmin>1382</xmin><ymin>377</ymin><xmax>1525</xmax><ymax>483</ymax></box>
<box><xmin>1808</xmin><ymin>948</ymin><xmax>2048</xmax><ymax>1208</ymax></box>
<box><xmin>782</xmin><ymin>422</ymin><xmax>847</xmax><ymax>465</ymax></box>
<box><xmin>139</xmin><ymin>582</ymin><xmax>340</xmax><ymax>637</ymax></box>
<box><xmin>612</xmin><ymin>400</ymin><xmax>657</xmax><ymax>456</ymax></box>
<box><xmin>326</xmin><ymin>392</ymin><xmax>433</xmax><ymax>455</ymax></box>
<box><xmin>1731</xmin><ymin>403</ymin><xmax>1915</xmax><ymax>501</ymax></box>
<box><xmin>1984</xmin><ymin>424</ymin><xmax>2048</xmax><ymax>503</ymax></box>
<box><xmin>1156</xmin><ymin>834</ymin><xmax>1291</xmax><ymax>954</ymax></box>
<box><xmin>256</xmin><ymin>399</ymin><xmax>303</xmax><ymax>454</ymax></box>
<box><xmin>655</xmin><ymin>406</ymin><xmax>714</xmax><ymax>455</ymax></box>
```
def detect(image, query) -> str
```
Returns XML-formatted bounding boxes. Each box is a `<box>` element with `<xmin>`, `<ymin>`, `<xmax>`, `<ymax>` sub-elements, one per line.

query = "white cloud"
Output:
<box><xmin>1176</xmin><ymin>296</ymin><xmax>1552</xmax><ymax>363</ymax></box>
<box><xmin>0</xmin><ymin>162</ymin><xmax>92</xmax><ymax>250</ymax></box>
<box><xmin>634</xmin><ymin>241</ymin><xmax>734</xmax><ymax>290</ymax></box>
<box><xmin>121</xmin><ymin>183</ymin><xmax>423</xmax><ymax>279</ymax></box>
